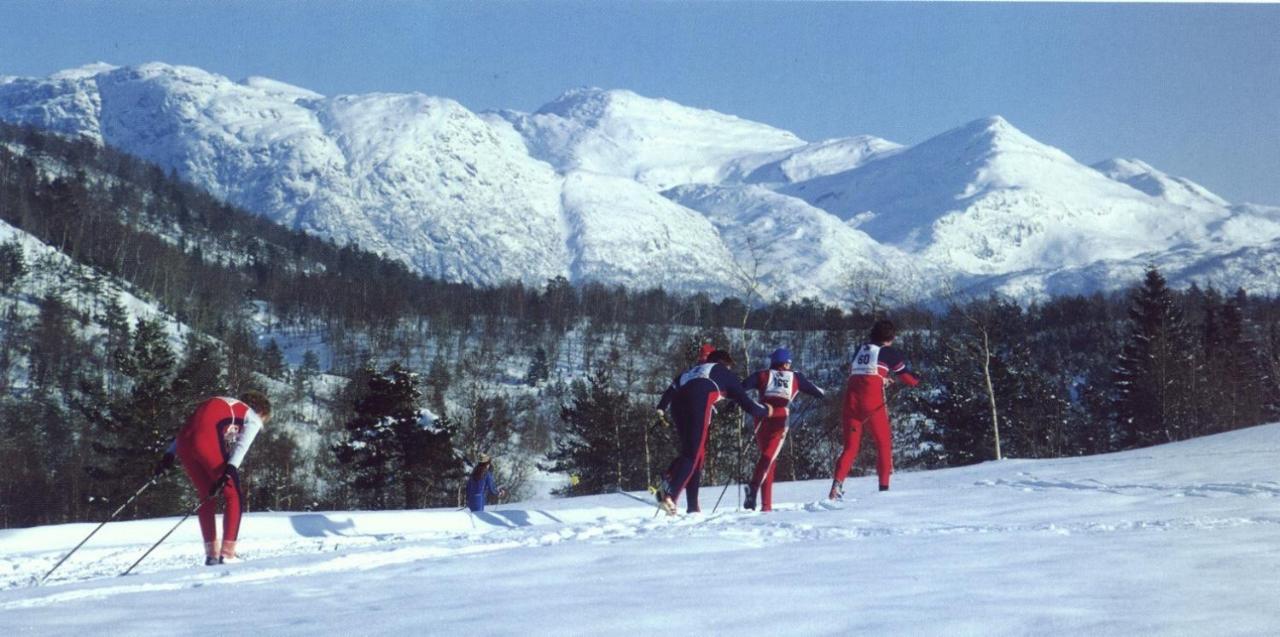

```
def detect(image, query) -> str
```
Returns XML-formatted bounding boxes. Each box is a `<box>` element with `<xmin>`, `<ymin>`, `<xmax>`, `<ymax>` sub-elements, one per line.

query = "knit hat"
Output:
<box><xmin>769</xmin><ymin>347</ymin><xmax>792</xmax><ymax>367</ymax></box>
<box><xmin>477</xmin><ymin>453</ymin><xmax>491</xmax><ymax>464</ymax></box>
<box><xmin>697</xmin><ymin>343</ymin><xmax>715</xmax><ymax>363</ymax></box>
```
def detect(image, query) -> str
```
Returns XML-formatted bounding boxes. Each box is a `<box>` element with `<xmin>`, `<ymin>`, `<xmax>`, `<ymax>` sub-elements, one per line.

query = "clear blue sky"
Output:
<box><xmin>2</xmin><ymin>1</ymin><xmax>1278</xmax><ymax>204</ymax></box>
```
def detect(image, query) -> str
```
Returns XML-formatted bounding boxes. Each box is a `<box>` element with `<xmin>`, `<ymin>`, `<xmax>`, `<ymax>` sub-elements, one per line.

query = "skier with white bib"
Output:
<box><xmin>830</xmin><ymin>320</ymin><xmax>918</xmax><ymax>500</ymax></box>
<box><xmin>154</xmin><ymin>391</ymin><xmax>271</xmax><ymax>564</ymax></box>
<box><xmin>655</xmin><ymin>350</ymin><xmax>770</xmax><ymax>515</ymax></box>
<box><xmin>742</xmin><ymin>347</ymin><xmax>825</xmax><ymax>511</ymax></box>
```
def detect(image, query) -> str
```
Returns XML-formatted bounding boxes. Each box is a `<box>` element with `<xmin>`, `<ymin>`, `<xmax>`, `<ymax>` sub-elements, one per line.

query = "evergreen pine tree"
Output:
<box><xmin>0</xmin><ymin>240</ymin><xmax>27</xmax><ymax>292</ymax></box>
<box><xmin>86</xmin><ymin>317</ymin><xmax>183</xmax><ymax>516</ymax></box>
<box><xmin>1112</xmin><ymin>267</ymin><xmax>1196</xmax><ymax>448</ymax></box>
<box><xmin>333</xmin><ymin>363</ymin><xmax>460</xmax><ymax>509</ymax></box>
<box><xmin>524</xmin><ymin>346</ymin><xmax>550</xmax><ymax>387</ymax></box>
<box><xmin>545</xmin><ymin>366</ymin><xmax>648</xmax><ymax>495</ymax></box>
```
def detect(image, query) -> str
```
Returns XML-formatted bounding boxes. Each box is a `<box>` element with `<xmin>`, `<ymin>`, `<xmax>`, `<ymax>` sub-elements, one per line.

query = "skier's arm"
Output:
<box><xmin>895</xmin><ymin>369</ymin><xmax>920</xmax><ymax>387</ymax></box>
<box><xmin>655</xmin><ymin>376</ymin><xmax>678</xmax><ymax>412</ymax></box>
<box><xmin>485</xmin><ymin>472</ymin><xmax>501</xmax><ymax>497</ymax></box>
<box><xmin>742</xmin><ymin>371</ymin><xmax>763</xmax><ymax>395</ymax></box>
<box><xmin>153</xmin><ymin>439</ymin><xmax>177</xmax><ymax>477</ymax></box>
<box><xmin>882</xmin><ymin>347</ymin><xmax>920</xmax><ymax>387</ymax></box>
<box><xmin>225</xmin><ymin>410</ymin><xmax>264</xmax><ymax>469</ymax></box>
<box><xmin>713</xmin><ymin>366</ymin><xmax>769</xmax><ymax>419</ymax></box>
<box><xmin>795</xmin><ymin>372</ymin><xmax>826</xmax><ymax>399</ymax></box>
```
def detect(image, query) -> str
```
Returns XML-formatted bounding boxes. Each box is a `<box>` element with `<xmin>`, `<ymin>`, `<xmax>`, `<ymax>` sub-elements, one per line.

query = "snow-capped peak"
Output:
<box><xmin>500</xmin><ymin>86</ymin><xmax>805</xmax><ymax>189</ymax></box>
<box><xmin>1093</xmin><ymin>157</ymin><xmax>1229</xmax><ymax>208</ymax></box>
<box><xmin>49</xmin><ymin>62</ymin><xmax>119</xmax><ymax>81</ymax></box>
<box><xmin>240</xmin><ymin>76</ymin><xmax>325</xmax><ymax>101</ymax></box>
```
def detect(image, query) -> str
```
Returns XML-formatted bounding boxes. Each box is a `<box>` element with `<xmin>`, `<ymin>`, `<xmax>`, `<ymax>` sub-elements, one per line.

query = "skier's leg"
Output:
<box><xmin>686</xmin><ymin>460</ymin><xmax>702</xmax><ymax>513</ymax></box>
<box><xmin>177</xmin><ymin>432</ymin><xmax>221</xmax><ymax>558</ymax></box>
<box><xmin>868</xmin><ymin>409</ymin><xmax>894</xmax><ymax>489</ymax></box>
<box><xmin>761</xmin><ymin>425</ymin><xmax>787</xmax><ymax>512</ymax></box>
<box><xmin>832</xmin><ymin>401</ymin><xmax>865</xmax><ymax>485</ymax></box>
<box><xmin>749</xmin><ymin>418</ymin><xmax>772</xmax><ymax>494</ymax></box>
<box><xmin>667</xmin><ymin>397</ymin><xmax>714</xmax><ymax>506</ymax></box>
<box><xmin>220</xmin><ymin>467</ymin><xmax>243</xmax><ymax>558</ymax></box>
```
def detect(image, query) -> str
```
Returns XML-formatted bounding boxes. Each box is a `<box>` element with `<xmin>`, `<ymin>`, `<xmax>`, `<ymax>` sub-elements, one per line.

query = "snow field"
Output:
<box><xmin>2</xmin><ymin>423</ymin><xmax>1278</xmax><ymax>635</ymax></box>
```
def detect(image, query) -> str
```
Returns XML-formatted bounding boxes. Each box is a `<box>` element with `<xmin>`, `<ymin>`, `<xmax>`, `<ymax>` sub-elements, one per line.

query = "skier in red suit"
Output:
<box><xmin>830</xmin><ymin>320</ymin><xmax>919</xmax><ymax>499</ymax></box>
<box><xmin>156</xmin><ymin>391</ymin><xmax>271</xmax><ymax>564</ymax></box>
<box><xmin>742</xmin><ymin>347</ymin><xmax>825</xmax><ymax>511</ymax></box>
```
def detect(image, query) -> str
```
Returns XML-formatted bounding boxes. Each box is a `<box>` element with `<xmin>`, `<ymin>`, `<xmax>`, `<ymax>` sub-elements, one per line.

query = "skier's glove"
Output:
<box><xmin>209</xmin><ymin>464</ymin><xmax>239</xmax><ymax>497</ymax></box>
<box><xmin>655</xmin><ymin>409</ymin><xmax>671</xmax><ymax>428</ymax></box>
<box><xmin>152</xmin><ymin>452</ymin><xmax>176</xmax><ymax>478</ymax></box>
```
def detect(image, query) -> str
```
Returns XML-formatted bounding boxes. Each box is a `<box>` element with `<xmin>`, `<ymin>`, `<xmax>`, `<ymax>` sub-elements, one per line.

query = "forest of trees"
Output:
<box><xmin>1</xmin><ymin>124</ymin><xmax>1278</xmax><ymax>529</ymax></box>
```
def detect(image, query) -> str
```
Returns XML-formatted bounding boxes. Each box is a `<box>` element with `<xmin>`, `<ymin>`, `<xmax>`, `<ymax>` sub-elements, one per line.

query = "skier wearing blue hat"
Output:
<box><xmin>742</xmin><ymin>347</ymin><xmax>825</xmax><ymax>511</ymax></box>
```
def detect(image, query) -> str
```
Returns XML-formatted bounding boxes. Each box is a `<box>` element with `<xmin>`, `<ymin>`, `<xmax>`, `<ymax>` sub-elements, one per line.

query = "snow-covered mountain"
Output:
<box><xmin>3</xmin><ymin>62</ymin><xmax>1279</xmax><ymax>302</ymax></box>
<box><xmin>492</xmin><ymin>87</ymin><xmax>805</xmax><ymax>190</ymax></box>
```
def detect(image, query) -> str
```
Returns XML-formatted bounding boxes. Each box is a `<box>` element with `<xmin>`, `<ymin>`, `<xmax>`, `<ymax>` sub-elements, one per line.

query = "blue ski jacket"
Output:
<box><xmin>466</xmin><ymin>471</ymin><xmax>501</xmax><ymax>512</ymax></box>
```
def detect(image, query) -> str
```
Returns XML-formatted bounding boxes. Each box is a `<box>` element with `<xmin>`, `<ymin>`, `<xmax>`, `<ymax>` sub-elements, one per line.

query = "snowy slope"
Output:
<box><xmin>3</xmin><ymin>424</ymin><xmax>1277</xmax><ymax>635</ymax></box>
<box><xmin>494</xmin><ymin>87</ymin><xmax>805</xmax><ymax>190</ymax></box>
<box><xmin>1093</xmin><ymin>157</ymin><xmax>1230</xmax><ymax>210</ymax></box>
<box><xmin>718</xmin><ymin>134</ymin><xmax>904</xmax><ymax>186</ymax></box>
<box><xmin>666</xmin><ymin>183</ymin><xmax>934</xmax><ymax>303</ymax></box>
<box><xmin>559</xmin><ymin>171</ymin><xmax>738</xmax><ymax>294</ymax></box>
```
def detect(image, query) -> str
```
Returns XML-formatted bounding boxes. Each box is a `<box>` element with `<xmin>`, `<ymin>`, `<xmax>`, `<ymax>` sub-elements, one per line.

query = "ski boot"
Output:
<box><xmin>879</xmin><ymin>484</ymin><xmax>890</xmax><ymax>492</ymax></box>
<box><xmin>828</xmin><ymin>479</ymin><xmax>844</xmax><ymax>501</ymax></box>
<box><xmin>655</xmin><ymin>477</ymin><xmax>678</xmax><ymax>516</ymax></box>
<box><xmin>743</xmin><ymin>485</ymin><xmax>757</xmax><ymax>510</ymax></box>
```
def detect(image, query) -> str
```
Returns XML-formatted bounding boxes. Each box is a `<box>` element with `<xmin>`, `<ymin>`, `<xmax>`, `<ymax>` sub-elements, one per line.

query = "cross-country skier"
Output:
<box><xmin>655</xmin><ymin>350</ymin><xmax>770</xmax><ymax>515</ymax></box>
<box><xmin>466</xmin><ymin>454</ymin><xmax>507</xmax><ymax>512</ymax></box>
<box><xmin>830</xmin><ymin>320</ymin><xmax>919</xmax><ymax>499</ymax></box>
<box><xmin>742</xmin><ymin>347</ymin><xmax>825</xmax><ymax>511</ymax></box>
<box><xmin>154</xmin><ymin>391</ymin><xmax>271</xmax><ymax>564</ymax></box>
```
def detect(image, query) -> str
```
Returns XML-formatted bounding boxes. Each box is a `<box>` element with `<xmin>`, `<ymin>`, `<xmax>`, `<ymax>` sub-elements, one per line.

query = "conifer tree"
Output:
<box><xmin>86</xmin><ymin>317</ymin><xmax>183</xmax><ymax>516</ymax></box>
<box><xmin>333</xmin><ymin>363</ymin><xmax>460</xmax><ymax>509</ymax></box>
<box><xmin>546</xmin><ymin>366</ymin><xmax>648</xmax><ymax>495</ymax></box>
<box><xmin>1112</xmin><ymin>267</ymin><xmax>1196</xmax><ymax>448</ymax></box>
<box><xmin>525</xmin><ymin>346</ymin><xmax>550</xmax><ymax>387</ymax></box>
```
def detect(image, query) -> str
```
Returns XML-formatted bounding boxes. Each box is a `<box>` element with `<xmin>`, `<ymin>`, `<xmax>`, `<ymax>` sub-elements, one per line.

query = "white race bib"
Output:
<box><xmin>678</xmin><ymin>363</ymin><xmax>717</xmax><ymax>388</ymax></box>
<box><xmin>850</xmin><ymin>344</ymin><xmax>881</xmax><ymax>376</ymax></box>
<box><xmin>763</xmin><ymin>370</ymin><xmax>795</xmax><ymax>401</ymax></box>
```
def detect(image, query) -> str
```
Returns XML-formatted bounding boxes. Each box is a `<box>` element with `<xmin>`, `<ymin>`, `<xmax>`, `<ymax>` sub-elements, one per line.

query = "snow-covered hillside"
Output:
<box><xmin>3</xmin><ymin>424</ymin><xmax>1277</xmax><ymax>635</ymax></box>
<box><xmin>4</xmin><ymin>62</ymin><xmax>1280</xmax><ymax>302</ymax></box>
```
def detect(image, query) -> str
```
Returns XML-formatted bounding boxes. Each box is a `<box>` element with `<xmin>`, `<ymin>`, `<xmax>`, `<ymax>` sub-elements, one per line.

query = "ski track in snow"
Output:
<box><xmin>2</xmin><ymin>425</ymin><xmax>1279</xmax><ymax>636</ymax></box>
<box><xmin>5</xmin><ymin>480</ymin><xmax>1278</xmax><ymax>608</ymax></box>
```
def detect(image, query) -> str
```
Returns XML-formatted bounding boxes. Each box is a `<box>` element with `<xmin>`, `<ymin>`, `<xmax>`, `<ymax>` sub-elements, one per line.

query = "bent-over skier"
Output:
<box><xmin>155</xmin><ymin>391</ymin><xmax>271</xmax><ymax>564</ymax></box>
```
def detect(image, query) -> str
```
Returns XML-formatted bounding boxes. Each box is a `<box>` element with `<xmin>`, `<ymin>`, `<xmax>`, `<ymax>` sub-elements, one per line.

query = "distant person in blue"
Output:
<box><xmin>655</xmin><ymin>349</ymin><xmax>770</xmax><ymax>515</ymax></box>
<box><xmin>466</xmin><ymin>454</ymin><xmax>506</xmax><ymax>512</ymax></box>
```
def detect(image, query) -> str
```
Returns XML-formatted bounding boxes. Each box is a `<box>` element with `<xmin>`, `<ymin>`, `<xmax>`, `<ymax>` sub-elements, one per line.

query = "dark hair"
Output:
<box><xmin>239</xmin><ymin>389</ymin><xmax>271</xmax><ymax>418</ymax></box>
<box><xmin>470</xmin><ymin>461</ymin><xmax>491</xmax><ymax>482</ymax></box>
<box><xmin>706</xmin><ymin>349</ymin><xmax>735</xmax><ymax>366</ymax></box>
<box><xmin>869</xmin><ymin>319</ymin><xmax>896</xmax><ymax>344</ymax></box>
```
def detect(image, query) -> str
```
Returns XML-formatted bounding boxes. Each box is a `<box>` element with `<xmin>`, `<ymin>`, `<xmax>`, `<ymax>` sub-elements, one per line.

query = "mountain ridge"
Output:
<box><xmin>3</xmin><ymin>62</ymin><xmax>1278</xmax><ymax>302</ymax></box>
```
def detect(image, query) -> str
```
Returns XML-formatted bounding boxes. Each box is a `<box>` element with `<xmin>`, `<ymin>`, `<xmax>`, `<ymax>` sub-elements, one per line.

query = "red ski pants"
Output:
<box><xmin>749</xmin><ymin>415</ymin><xmax>788</xmax><ymax>511</ymax></box>
<box><xmin>176</xmin><ymin>417</ymin><xmax>242</xmax><ymax>549</ymax></box>
<box><xmin>833</xmin><ymin>380</ymin><xmax>893</xmax><ymax>488</ymax></box>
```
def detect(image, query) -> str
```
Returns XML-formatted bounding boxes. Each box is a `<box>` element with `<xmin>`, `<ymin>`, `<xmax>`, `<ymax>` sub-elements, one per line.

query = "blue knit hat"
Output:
<box><xmin>770</xmin><ymin>347</ymin><xmax>791</xmax><ymax>367</ymax></box>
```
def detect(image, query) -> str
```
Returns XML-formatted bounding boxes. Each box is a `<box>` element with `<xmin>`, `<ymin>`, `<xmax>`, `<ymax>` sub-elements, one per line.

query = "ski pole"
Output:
<box><xmin>712</xmin><ymin>416</ymin><xmax>753</xmax><ymax>513</ymax></box>
<box><xmin>40</xmin><ymin>477</ymin><xmax>158</xmax><ymax>584</ymax></box>
<box><xmin>120</xmin><ymin>492</ymin><xmax>215</xmax><ymax>577</ymax></box>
